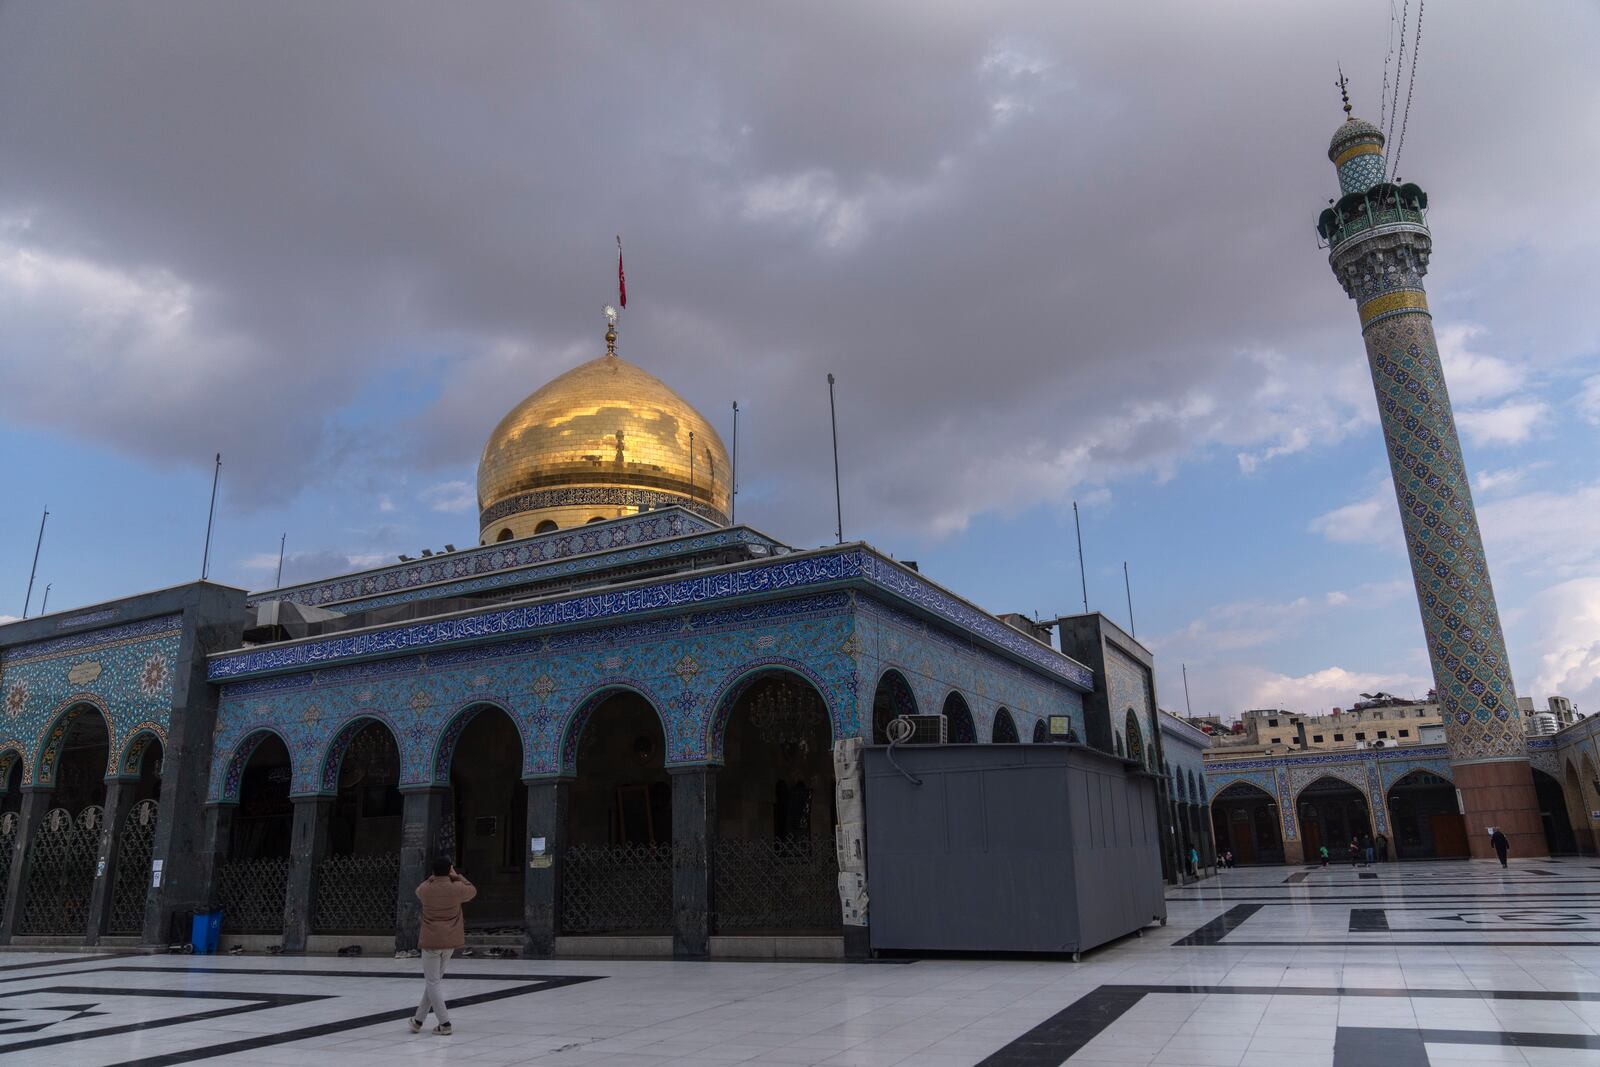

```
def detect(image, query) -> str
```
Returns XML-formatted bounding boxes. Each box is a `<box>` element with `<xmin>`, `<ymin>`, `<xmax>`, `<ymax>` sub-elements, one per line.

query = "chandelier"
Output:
<box><xmin>749</xmin><ymin>680</ymin><xmax>818</xmax><ymax>747</ymax></box>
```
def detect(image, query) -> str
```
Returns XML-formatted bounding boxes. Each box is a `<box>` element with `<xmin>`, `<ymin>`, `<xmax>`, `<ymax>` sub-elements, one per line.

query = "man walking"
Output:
<box><xmin>1489</xmin><ymin>827</ymin><xmax>1511</xmax><ymax>869</ymax></box>
<box><xmin>411</xmin><ymin>858</ymin><xmax>476</xmax><ymax>1036</ymax></box>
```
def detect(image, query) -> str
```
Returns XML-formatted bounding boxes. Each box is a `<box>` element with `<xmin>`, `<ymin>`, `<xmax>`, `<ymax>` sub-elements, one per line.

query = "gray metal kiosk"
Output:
<box><xmin>862</xmin><ymin>743</ymin><xmax>1165</xmax><ymax>957</ymax></box>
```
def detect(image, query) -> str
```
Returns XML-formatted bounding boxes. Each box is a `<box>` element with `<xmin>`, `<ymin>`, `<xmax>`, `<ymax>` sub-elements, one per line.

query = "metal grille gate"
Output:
<box><xmin>217</xmin><ymin>857</ymin><xmax>290</xmax><ymax>933</ymax></box>
<box><xmin>19</xmin><ymin>806</ymin><xmax>102</xmax><ymax>935</ymax></box>
<box><xmin>714</xmin><ymin>837</ymin><xmax>840</xmax><ymax>932</ymax></box>
<box><xmin>311</xmin><ymin>852</ymin><xmax>400</xmax><ymax>934</ymax></box>
<box><xmin>108</xmin><ymin>799</ymin><xmax>159</xmax><ymax>936</ymax></box>
<box><xmin>0</xmin><ymin>813</ymin><xmax>15</xmax><ymax>920</ymax></box>
<box><xmin>560</xmin><ymin>842</ymin><xmax>673</xmax><ymax>933</ymax></box>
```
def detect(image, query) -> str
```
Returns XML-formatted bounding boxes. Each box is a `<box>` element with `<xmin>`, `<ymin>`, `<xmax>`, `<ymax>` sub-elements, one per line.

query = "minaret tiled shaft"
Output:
<box><xmin>1317</xmin><ymin>115</ymin><xmax>1544</xmax><ymax>856</ymax></box>
<box><xmin>1321</xmin><ymin>121</ymin><xmax>1523</xmax><ymax>761</ymax></box>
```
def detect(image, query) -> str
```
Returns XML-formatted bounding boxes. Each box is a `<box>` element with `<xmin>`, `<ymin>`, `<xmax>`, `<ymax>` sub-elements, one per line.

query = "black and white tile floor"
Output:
<box><xmin>5</xmin><ymin>858</ymin><xmax>1600</xmax><ymax>1065</ymax></box>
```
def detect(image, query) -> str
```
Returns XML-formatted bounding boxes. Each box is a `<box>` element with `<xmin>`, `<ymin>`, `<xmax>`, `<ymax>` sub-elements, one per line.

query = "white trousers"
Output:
<box><xmin>416</xmin><ymin>948</ymin><xmax>453</xmax><ymax>1025</ymax></box>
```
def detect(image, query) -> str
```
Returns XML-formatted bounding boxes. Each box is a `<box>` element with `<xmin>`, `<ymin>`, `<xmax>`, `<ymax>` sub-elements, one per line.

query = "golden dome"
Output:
<box><xmin>477</xmin><ymin>338</ymin><xmax>732</xmax><ymax>543</ymax></box>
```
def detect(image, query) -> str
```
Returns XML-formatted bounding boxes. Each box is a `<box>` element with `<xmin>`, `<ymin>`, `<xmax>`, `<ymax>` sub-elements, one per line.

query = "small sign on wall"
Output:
<box><xmin>152</xmin><ymin>859</ymin><xmax>163</xmax><ymax>888</ymax></box>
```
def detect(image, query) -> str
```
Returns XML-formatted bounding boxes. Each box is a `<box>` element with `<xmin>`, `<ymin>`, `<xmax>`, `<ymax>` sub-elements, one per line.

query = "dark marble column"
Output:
<box><xmin>395</xmin><ymin>788</ymin><xmax>449</xmax><ymax>952</ymax></box>
<box><xmin>669</xmin><ymin>766</ymin><xmax>716</xmax><ymax>959</ymax></box>
<box><xmin>195</xmin><ymin>803</ymin><xmax>235</xmax><ymax>913</ymax></box>
<box><xmin>523</xmin><ymin>778</ymin><xmax>569</xmax><ymax>958</ymax></box>
<box><xmin>0</xmin><ymin>788</ymin><xmax>52</xmax><ymax>944</ymax></box>
<box><xmin>281</xmin><ymin>797</ymin><xmax>333</xmax><ymax>953</ymax></box>
<box><xmin>84</xmin><ymin>777</ymin><xmax>137</xmax><ymax>944</ymax></box>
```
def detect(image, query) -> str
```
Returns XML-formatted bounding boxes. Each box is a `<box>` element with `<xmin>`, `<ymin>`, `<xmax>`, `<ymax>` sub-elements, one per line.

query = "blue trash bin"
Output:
<box><xmin>191</xmin><ymin>910</ymin><xmax>223</xmax><ymax>955</ymax></box>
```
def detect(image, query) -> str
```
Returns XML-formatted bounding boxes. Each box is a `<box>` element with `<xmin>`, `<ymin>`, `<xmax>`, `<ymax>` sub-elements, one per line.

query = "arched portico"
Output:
<box><xmin>1565</xmin><ymin>761</ymin><xmax>1596</xmax><ymax>855</ymax></box>
<box><xmin>1210</xmin><ymin>781</ymin><xmax>1285</xmax><ymax>865</ymax></box>
<box><xmin>1297</xmin><ymin>775</ymin><xmax>1374</xmax><ymax>861</ymax></box>
<box><xmin>1385</xmin><ymin>769</ymin><xmax>1467</xmax><ymax>859</ymax></box>
<box><xmin>1125</xmin><ymin>710</ymin><xmax>1145</xmax><ymax>766</ymax></box>
<box><xmin>312</xmin><ymin>719</ymin><xmax>403</xmax><ymax>937</ymax></box>
<box><xmin>17</xmin><ymin>703</ymin><xmax>111</xmax><ymax>936</ymax></box>
<box><xmin>991</xmin><ymin>707</ymin><xmax>1019</xmax><ymax>743</ymax></box>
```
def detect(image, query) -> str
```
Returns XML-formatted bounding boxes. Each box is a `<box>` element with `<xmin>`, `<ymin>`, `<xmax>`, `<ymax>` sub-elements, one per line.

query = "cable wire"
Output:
<box><xmin>1385</xmin><ymin>0</ymin><xmax>1409</xmax><ymax>154</ymax></box>
<box><xmin>1389</xmin><ymin>0</ymin><xmax>1424</xmax><ymax>180</ymax></box>
<box><xmin>1379</xmin><ymin>0</ymin><xmax>1398</xmax><ymax>131</ymax></box>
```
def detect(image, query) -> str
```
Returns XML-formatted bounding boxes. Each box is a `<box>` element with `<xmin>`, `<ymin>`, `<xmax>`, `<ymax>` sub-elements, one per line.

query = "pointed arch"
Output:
<box><xmin>1124</xmin><ymin>709</ymin><xmax>1145</xmax><ymax>765</ymax></box>
<box><xmin>991</xmin><ymin>707</ymin><xmax>1019</xmax><ymax>744</ymax></box>
<box><xmin>432</xmin><ymin>700</ymin><xmax>526</xmax><ymax>785</ymax></box>
<box><xmin>218</xmin><ymin>727</ymin><xmax>294</xmax><ymax>803</ymax></box>
<box><xmin>1032</xmin><ymin>719</ymin><xmax>1048</xmax><ymax>744</ymax></box>
<box><xmin>942</xmin><ymin>691</ymin><xmax>976</xmax><ymax>744</ymax></box>
<box><xmin>871</xmin><ymin>668</ymin><xmax>919</xmax><ymax>744</ymax></box>
<box><xmin>316</xmin><ymin>715</ymin><xmax>402</xmax><ymax>796</ymax></box>
<box><xmin>116</xmin><ymin>722</ymin><xmax>168</xmax><ymax>779</ymax></box>
<box><xmin>33</xmin><ymin>700</ymin><xmax>111</xmax><ymax>788</ymax></box>
<box><xmin>0</xmin><ymin>741</ymin><xmax>24</xmax><ymax>794</ymax></box>
<box><xmin>558</xmin><ymin>683</ymin><xmax>671</xmax><ymax>776</ymax></box>
<box><xmin>705</xmin><ymin>660</ymin><xmax>841</xmax><ymax>762</ymax></box>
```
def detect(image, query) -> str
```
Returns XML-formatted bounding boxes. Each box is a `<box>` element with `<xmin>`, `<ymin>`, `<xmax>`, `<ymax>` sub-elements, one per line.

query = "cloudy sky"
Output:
<box><xmin>1</xmin><ymin>2</ymin><xmax>1597</xmax><ymax>719</ymax></box>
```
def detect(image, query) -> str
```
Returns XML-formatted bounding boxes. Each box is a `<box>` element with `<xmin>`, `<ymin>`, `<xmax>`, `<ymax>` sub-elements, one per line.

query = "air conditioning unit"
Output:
<box><xmin>891</xmin><ymin>714</ymin><xmax>947</xmax><ymax>745</ymax></box>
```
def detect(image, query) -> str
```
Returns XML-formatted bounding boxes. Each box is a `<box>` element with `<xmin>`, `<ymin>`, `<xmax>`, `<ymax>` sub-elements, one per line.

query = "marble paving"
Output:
<box><xmin>4</xmin><ymin>858</ymin><xmax>1600</xmax><ymax>1065</ymax></box>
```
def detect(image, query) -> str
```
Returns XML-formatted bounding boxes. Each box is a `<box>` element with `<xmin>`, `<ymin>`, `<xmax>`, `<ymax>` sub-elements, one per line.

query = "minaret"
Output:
<box><xmin>1316</xmin><ymin>85</ymin><xmax>1546</xmax><ymax>859</ymax></box>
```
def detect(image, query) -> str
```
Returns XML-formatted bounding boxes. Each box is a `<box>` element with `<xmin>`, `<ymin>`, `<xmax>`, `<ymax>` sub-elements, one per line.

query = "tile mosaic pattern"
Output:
<box><xmin>1104</xmin><ymin>645</ymin><xmax>1155</xmax><ymax>768</ymax></box>
<box><xmin>1328</xmin><ymin>145</ymin><xmax>1525</xmax><ymax>767</ymax></box>
<box><xmin>249</xmin><ymin>507</ymin><xmax>720</xmax><ymax>611</ymax></box>
<box><xmin>210</xmin><ymin>593</ymin><xmax>862</xmax><ymax>798</ymax></box>
<box><xmin>212</xmin><ymin>547</ymin><xmax>1094</xmax><ymax>692</ymax></box>
<box><xmin>0</xmin><ymin>615</ymin><xmax>180</xmax><ymax>784</ymax></box>
<box><xmin>852</xmin><ymin>597</ymin><xmax>1083</xmax><ymax>746</ymax></box>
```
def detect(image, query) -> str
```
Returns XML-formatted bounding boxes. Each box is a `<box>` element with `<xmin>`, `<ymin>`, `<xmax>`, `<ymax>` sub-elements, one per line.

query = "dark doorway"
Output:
<box><xmin>562</xmin><ymin>691</ymin><xmax>671</xmax><ymax>935</ymax></box>
<box><xmin>715</xmin><ymin>672</ymin><xmax>839</xmax><ymax>935</ymax></box>
<box><xmin>991</xmin><ymin>708</ymin><xmax>1019</xmax><ymax>744</ymax></box>
<box><xmin>448</xmin><ymin>707</ymin><xmax>527</xmax><ymax>927</ymax></box>
<box><xmin>219</xmin><ymin>733</ymin><xmax>293</xmax><ymax>935</ymax></box>
<box><xmin>108</xmin><ymin>739</ymin><xmax>164</xmax><ymax>937</ymax></box>
<box><xmin>1532</xmin><ymin>769</ymin><xmax>1578</xmax><ymax>856</ymax></box>
<box><xmin>314</xmin><ymin>721</ymin><xmax>402</xmax><ymax>934</ymax></box>
<box><xmin>1209</xmin><ymin>781</ymin><xmax>1284</xmax><ymax>865</ymax></box>
<box><xmin>20</xmin><ymin>706</ymin><xmax>110</xmax><ymax>935</ymax></box>
<box><xmin>1297</xmin><ymin>776</ymin><xmax>1373</xmax><ymax>861</ymax></box>
<box><xmin>1385</xmin><ymin>770</ymin><xmax>1467</xmax><ymax>859</ymax></box>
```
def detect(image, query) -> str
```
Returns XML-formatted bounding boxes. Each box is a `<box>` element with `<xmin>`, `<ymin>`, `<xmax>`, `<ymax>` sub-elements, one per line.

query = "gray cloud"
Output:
<box><xmin>1</xmin><ymin>0</ymin><xmax>1596</xmax><ymax>550</ymax></box>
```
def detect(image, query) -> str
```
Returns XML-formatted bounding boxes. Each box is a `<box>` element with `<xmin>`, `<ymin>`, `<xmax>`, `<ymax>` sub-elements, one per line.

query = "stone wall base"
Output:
<box><xmin>1454</xmin><ymin>758</ymin><xmax>1548</xmax><ymax>860</ymax></box>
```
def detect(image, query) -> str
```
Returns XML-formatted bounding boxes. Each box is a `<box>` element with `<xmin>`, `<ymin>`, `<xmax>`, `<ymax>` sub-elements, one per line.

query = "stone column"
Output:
<box><xmin>1154</xmin><ymin>778</ymin><xmax>1176</xmax><ymax>884</ymax></box>
<box><xmin>195</xmin><ymin>803</ymin><xmax>235</xmax><ymax>910</ymax></box>
<box><xmin>523</xmin><ymin>778</ymin><xmax>569</xmax><ymax>957</ymax></box>
<box><xmin>84</xmin><ymin>777</ymin><xmax>137</xmax><ymax>944</ymax></box>
<box><xmin>395</xmin><ymin>787</ymin><xmax>449</xmax><ymax>952</ymax></box>
<box><xmin>1322</xmin><ymin>119</ymin><xmax>1543</xmax><ymax>859</ymax></box>
<box><xmin>0</xmin><ymin>788</ymin><xmax>52</xmax><ymax>944</ymax></box>
<box><xmin>281</xmin><ymin>797</ymin><xmax>333</xmax><ymax>953</ymax></box>
<box><xmin>669</xmin><ymin>766</ymin><xmax>716</xmax><ymax>959</ymax></box>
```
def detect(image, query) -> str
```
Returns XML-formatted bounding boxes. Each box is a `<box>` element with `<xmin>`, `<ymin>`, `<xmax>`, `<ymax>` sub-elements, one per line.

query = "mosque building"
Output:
<box><xmin>0</xmin><ymin>311</ymin><xmax>1173</xmax><ymax>957</ymax></box>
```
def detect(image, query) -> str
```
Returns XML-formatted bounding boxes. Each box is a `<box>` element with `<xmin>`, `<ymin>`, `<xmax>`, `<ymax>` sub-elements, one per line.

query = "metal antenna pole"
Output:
<box><xmin>201</xmin><ymin>453</ymin><xmax>221</xmax><ymax>581</ymax></box>
<box><xmin>1123</xmin><ymin>560</ymin><xmax>1136</xmax><ymax>638</ymax></box>
<box><xmin>276</xmin><ymin>533</ymin><xmax>287</xmax><ymax>588</ymax></box>
<box><xmin>1072</xmin><ymin>501</ymin><xmax>1088</xmax><ymax>613</ymax></box>
<box><xmin>1182</xmin><ymin>663</ymin><xmax>1194</xmax><ymax>717</ymax></box>
<box><xmin>827</xmin><ymin>373</ymin><xmax>842</xmax><ymax>544</ymax></box>
<box><xmin>22</xmin><ymin>506</ymin><xmax>47</xmax><ymax>618</ymax></box>
<box><xmin>730</xmin><ymin>401</ymin><xmax>739</xmax><ymax>525</ymax></box>
<box><xmin>40</xmin><ymin>583</ymin><xmax>51</xmax><ymax>616</ymax></box>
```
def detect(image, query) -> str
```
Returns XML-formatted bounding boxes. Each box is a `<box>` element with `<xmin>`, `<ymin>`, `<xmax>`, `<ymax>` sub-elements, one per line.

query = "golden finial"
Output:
<box><xmin>1336</xmin><ymin>65</ymin><xmax>1353</xmax><ymax>119</ymax></box>
<box><xmin>604</xmin><ymin>304</ymin><xmax>618</xmax><ymax>356</ymax></box>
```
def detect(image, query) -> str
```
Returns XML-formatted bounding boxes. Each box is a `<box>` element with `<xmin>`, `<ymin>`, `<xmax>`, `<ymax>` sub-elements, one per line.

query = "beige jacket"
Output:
<box><xmin>416</xmin><ymin>873</ymin><xmax>477</xmax><ymax>950</ymax></box>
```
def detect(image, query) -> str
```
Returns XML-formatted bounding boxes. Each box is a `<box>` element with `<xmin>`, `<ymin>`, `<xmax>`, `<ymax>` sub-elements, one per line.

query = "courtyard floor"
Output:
<box><xmin>3</xmin><ymin>858</ymin><xmax>1600</xmax><ymax>1065</ymax></box>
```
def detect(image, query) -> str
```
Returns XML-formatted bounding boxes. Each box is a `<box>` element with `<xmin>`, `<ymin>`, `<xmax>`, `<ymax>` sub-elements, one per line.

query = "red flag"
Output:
<box><xmin>616</xmin><ymin>235</ymin><xmax>627</xmax><ymax>309</ymax></box>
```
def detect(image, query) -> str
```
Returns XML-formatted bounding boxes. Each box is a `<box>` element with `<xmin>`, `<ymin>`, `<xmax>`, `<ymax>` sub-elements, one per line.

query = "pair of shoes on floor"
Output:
<box><xmin>266</xmin><ymin>944</ymin><xmax>283</xmax><ymax>955</ymax></box>
<box><xmin>228</xmin><ymin>944</ymin><xmax>246</xmax><ymax>956</ymax></box>
<box><xmin>483</xmin><ymin>946</ymin><xmax>517</xmax><ymax>959</ymax></box>
<box><xmin>394</xmin><ymin>948</ymin><xmax>420</xmax><ymax>959</ymax></box>
<box><xmin>409</xmin><ymin>1019</ymin><xmax>451</xmax><ymax>1036</ymax></box>
<box><xmin>337</xmin><ymin>944</ymin><xmax>363</xmax><ymax>957</ymax></box>
<box><xmin>458</xmin><ymin>948</ymin><xmax>476</xmax><ymax>958</ymax></box>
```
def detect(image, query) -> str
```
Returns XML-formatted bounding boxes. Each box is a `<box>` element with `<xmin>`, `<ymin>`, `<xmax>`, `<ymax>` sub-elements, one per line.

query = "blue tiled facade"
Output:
<box><xmin>1</xmin><ymin>614</ymin><xmax>181</xmax><ymax>785</ymax></box>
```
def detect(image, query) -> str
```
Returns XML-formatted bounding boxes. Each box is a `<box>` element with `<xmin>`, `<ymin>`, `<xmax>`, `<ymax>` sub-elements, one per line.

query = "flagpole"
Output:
<box><xmin>22</xmin><ymin>506</ymin><xmax>47</xmax><ymax>618</ymax></box>
<box><xmin>1123</xmin><ymin>560</ymin><xmax>1136</xmax><ymax>638</ymax></box>
<box><xmin>1073</xmin><ymin>501</ymin><xmax>1088</xmax><ymax>614</ymax></box>
<box><xmin>827</xmin><ymin>373</ymin><xmax>842</xmax><ymax>545</ymax></box>
<box><xmin>201</xmin><ymin>452</ymin><xmax>221</xmax><ymax>581</ymax></box>
<box><xmin>730</xmin><ymin>401</ymin><xmax>739</xmax><ymax>525</ymax></box>
<box><xmin>276</xmin><ymin>533</ymin><xmax>287</xmax><ymax>589</ymax></box>
<box><xmin>40</xmin><ymin>583</ymin><xmax>51</xmax><ymax>616</ymax></box>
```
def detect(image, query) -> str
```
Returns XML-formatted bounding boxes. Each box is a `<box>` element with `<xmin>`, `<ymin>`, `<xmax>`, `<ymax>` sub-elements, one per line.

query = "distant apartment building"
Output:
<box><xmin>1205</xmin><ymin>692</ymin><xmax>1582</xmax><ymax>760</ymax></box>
